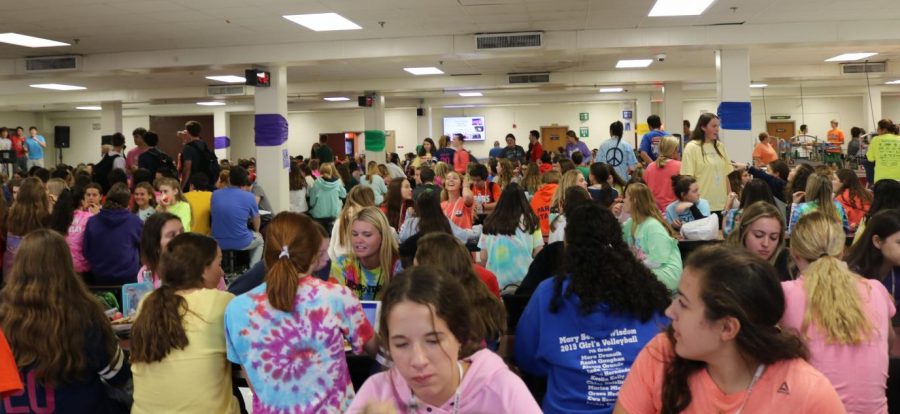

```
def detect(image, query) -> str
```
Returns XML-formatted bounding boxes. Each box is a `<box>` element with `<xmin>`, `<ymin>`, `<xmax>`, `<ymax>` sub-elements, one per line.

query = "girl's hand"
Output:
<box><xmin>792</xmin><ymin>191</ymin><xmax>806</xmax><ymax>204</ymax></box>
<box><xmin>87</xmin><ymin>203</ymin><xmax>100</xmax><ymax>215</ymax></box>
<box><xmin>612</xmin><ymin>201</ymin><xmax>623</xmax><ymax>217</ymax></box>
<box><xmin>672</xmin><ymin>218</ymin><xmax>683</xmax><ymax>230</ymax></box>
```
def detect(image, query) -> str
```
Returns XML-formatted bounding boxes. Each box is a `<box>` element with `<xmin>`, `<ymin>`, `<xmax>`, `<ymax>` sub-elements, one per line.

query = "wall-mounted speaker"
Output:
<box><xmin>416</xmin><ymin>108</ymin><xmax>425</xmax><ymax>117</ymax></box>
<box><xmin>54</xmin><ymin>126</ymin><xmax>70</xmax><ymax>148</ymax></box>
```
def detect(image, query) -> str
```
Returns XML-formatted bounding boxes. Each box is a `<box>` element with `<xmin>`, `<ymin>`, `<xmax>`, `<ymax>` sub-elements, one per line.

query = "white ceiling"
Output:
<box><xmin>0</xmin><ymin>0</ymin><xmax>899</xmax><ymax>109</ymax></box>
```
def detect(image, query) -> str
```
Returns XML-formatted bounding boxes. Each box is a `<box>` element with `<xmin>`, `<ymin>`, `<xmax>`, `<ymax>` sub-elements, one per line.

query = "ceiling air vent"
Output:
<box><xmin>841</xmin><ymin>62</ymin><xmax>886</xmax><ymax>74</ymax></box>
<box><xmin>24</xmin><ymin>55</ymin><xmax>81</xmax><ymax>73</ymax></box>
<box><xmin>508</xmin><ymin>73</ymin><xmax>550</xmax><ymax>84</ymax></box>
<box><xmin>476</xmin><ymin>32</ymin><xmax>543</xmax><ymax>50</ymax></box>
<box><xmin>207</xmin><ymin>85</ymin><xmax>246</xmax><ymax>96</ymax></box>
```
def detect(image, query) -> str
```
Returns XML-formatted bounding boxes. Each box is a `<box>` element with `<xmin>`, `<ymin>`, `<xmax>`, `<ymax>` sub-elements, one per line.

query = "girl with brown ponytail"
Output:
<box><xmin>614</xmin><ymin>245</ymin><xmax>845</xmax><ymax>414</ymax></box>
<box><xmin>224</xmin><ymin>212</ymin><xmax>376</xmax><ymax>413</ymax></box>
<box><xmin>130</xmin><ymin>232</ymin><xmax>237</xmax><ymax>413</ymax></box>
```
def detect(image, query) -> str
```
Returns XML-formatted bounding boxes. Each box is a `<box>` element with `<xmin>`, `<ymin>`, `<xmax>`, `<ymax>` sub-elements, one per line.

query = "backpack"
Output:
<box><xmin>147</xmin><ymin>147</ymin><xmax>177</xmax><ymax>174</ymax></box>
<box><xmin>93</xmin><ymin>153</ymin><xmax>121</xmax><ymax>193</ymax></box>
<box><xmin>186</xmin><ymin>140</ymin><xmax>220</xmax><ymax>185</ymax></box>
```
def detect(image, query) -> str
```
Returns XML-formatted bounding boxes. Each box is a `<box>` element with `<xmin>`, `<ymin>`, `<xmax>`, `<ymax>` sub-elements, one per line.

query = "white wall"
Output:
<box><xmin>40</xmin><ymin>114</ymin><xmax>150</xmax><ymax>166</ymax></box>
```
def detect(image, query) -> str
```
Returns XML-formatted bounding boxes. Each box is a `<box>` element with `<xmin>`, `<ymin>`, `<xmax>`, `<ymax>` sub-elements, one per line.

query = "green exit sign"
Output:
<box><xmin>579</xmin><ymin>112</ymin><xmax>589</xmax><ymax>121</ymax></box>
<box><xmin>579</xmin><ymin>127</ymin><xmax>589</xmax><ymax>138</ymax></box>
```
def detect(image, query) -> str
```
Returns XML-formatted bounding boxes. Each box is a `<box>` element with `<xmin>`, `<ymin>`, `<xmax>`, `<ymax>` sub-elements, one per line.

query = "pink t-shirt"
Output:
<box><xmin>66</xmin><ymin>210</ymin><xmax>94</xmax><ymax>273</ymax></box>
<box><xmin>348</xmin><ymin>348</ymin><xmax>541</xmax><ymax>414</ymax></box>
<box><xmin>126</xmin><ymin>146</ymin><xmax>149</xmax><ymax>170</ymax></box>
<box><xmin>618</xmin><ymin>334</ymin><xmax>845</xmax><ymax>414</ymax></box>
<box><xmin>643</xmin><ymin>159</ymin><xmax>682</xmax><ymax>212</ymax></box>
<box><xmin>781</xmin><ymin>277</ymin><xmax>895</xmax><ymax>414</ymax></box>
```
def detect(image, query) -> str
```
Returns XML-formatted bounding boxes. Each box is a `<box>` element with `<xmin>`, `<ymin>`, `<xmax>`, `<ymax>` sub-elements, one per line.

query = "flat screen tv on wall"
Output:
<box><xmin>443</xmin><ymin>116</ymin><xmax>485</xmax><ymax>141</ymax></box>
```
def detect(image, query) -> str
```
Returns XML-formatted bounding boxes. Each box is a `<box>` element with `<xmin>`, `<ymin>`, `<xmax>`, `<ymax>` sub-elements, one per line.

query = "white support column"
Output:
<box><xmin>863</xmin><ymin>85</ymin><xmax>883</xmax><ymax>133</ymax></box>
<box><xmin>363</xmin><ymin>93</ymin><xmax>386</xmax><ymax>163</ymax></box>
<box><xmin>254</xmin><ymin>66</ymin><xmax>289</xmax><ymax>214</ymax></box>
<box><xmin>213</xmin><ymin>108</ymin><xmax>231</xmax><ymax>161</ymax></box>
<box><xmin>716</xmin><ymin>49</ymin><xmax>753</xmax><ymax>163</ymax></box>
<box><xmin>663</xmin><ymin>82</ymin><xmax>683</xmax><ymax>135</ymax></box>
<box><xmin>635</xmin><ymin>93</ymin><xmax>652</xmax><ymax>138</ymax></box>
<box><xmin>101</xmin><ymin>101</ymin><xmax>123</xmax><ymax>135</ymax></box>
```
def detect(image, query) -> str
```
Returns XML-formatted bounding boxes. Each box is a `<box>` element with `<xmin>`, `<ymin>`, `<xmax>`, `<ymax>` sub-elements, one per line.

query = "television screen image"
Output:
<box><xmin>443</xmin><ymin>116</ymin><xmax>486</xmax><ymax>141</ymax></box>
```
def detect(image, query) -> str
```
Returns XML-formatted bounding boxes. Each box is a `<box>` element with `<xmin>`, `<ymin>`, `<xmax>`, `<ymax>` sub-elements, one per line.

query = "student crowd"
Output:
<box><xmin>0</xmin><ymin>114</ymin><xmax>896</xmax><ymax>414</ymax></box>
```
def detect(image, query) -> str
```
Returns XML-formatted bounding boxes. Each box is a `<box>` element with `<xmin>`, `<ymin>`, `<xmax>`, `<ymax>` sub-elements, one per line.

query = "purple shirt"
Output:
<box><xmin>566</xmin><ymin>141</ymin><xmax>591</xmax><ymax>164</ymax></box>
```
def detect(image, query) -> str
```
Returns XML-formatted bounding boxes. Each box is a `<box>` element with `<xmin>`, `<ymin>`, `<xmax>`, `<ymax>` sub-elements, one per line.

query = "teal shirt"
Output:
<box><xmin>622</xmin><ymin>218</ymin><xmax>682</xmax><ymax>290</ymax></box>
<box><xmin>309</xmin><ymin>177</ymin><xmax>347</xmax><ymax>219</ymax></box>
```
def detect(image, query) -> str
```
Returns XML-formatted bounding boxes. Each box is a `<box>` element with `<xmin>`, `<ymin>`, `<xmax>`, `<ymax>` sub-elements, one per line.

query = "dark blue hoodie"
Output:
<box><xmin>83</xmin><ymin>208</ymin><xmax>142</xmax><ymax>285</ymax></box>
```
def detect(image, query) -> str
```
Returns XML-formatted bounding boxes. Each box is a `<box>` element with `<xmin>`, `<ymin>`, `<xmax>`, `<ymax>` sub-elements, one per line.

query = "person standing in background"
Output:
<box><xmin>825</xmin><ymin>119</ymin><xmax>845</xmax><ymax>168</ymax></box>
<box><xmin>597</xmin><ymin>120</ymin><xmax>638</xmax><ymax>181</ymax></box>
<box><xmin>315</xmin><ymin>135</ymin><xmax>334</xmax><ymax>163</ymax></box>
<box><xmin>126</xmin><ymin>127</ymin><xmax>149</xmax><ymax>171</ymax></box>
<box><xmin>527</xmin><ymin>130</ymin><xmax>543</xmax><ymax>163</ymax></box>
<box><xmin>10</xmin><ymin>127</ymin><xmax>26</xmax><ymax>173</ymax></box>
<box><xmin>452</xmin><ymin>134</ymin><xmax>471</xmax><ymax>174</ymax></box>
<box><xmin>24</xmin><ymin>126</ymin><xmax>46</xmax><ymax>169</ymax></box>
<box><xmin>500</xmin><ymin>134</ymin><xmax>526</xmax><ymax>164</ymax></box>
<box><xmin>681</xmin><ymin>113</ymin><xmax>733</xmax><ymax>215</ymax></box>
<box><xmin>564</xmin><ymin>130</ymin><xmax>591</xmax><ymax>165</ymax></box>
<box><xmin>752</xmin><ymin>132</ymin><xmax>779</xmax><ymax>167</ymax></box>
<box><xmin>489</xmin><ymin>140</ymin><xmax>503</xmax><ymax>159</ymax></box>
<box><xmin>0</xmin><ymin>128</ymin><xmax>12</xmax><ymax>178</ymax></box>
<box><xmin>639</xmin><ymin>115</ymin><xmax>669</xmax><ymax>164</ymax></box>
<box><xmin>433</xmin><ymin>135</ymin><xmax>456</xmax><ymax>166</ymax></box>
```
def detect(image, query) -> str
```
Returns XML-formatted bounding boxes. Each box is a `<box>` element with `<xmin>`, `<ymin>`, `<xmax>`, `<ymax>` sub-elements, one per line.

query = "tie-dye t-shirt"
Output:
<box><xmin>330</xmin><ymin>255</ymin><xmax>402</xmax><ymax>301</ymax></box>
<box><xmin>224</xmin><ymin>277</ymin><xmax>374</xmax><ymax>414</ymax></box>
<box><xmin>477</xmin><ymin>227</ymin><xmax>543</xmax><ymax>288</ymax></box>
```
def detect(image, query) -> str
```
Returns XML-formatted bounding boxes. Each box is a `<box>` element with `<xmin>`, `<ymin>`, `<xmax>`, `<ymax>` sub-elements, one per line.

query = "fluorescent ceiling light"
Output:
<box><xmin>0</xmin><ymin>33</ymin><xmax>69</xmax><ymax>48</ymax></box>
<box><xmin>323</xmin><ymin>97</ymin><xmax>350</xmax><ymax>101</ymax></box>
<box><xmin>616</xmin><ymin>59</ymin><xmax>653</xmax><ymax>68</ymax></box>
<box><xmin>825</xmin><ymin>52</ymin><xmax>877</xmax><ymax>62</ymax></box>
<box><xmin>206</xmin><ymin>75</ymin><xmax>245</xmax><ymax>83</ymax></box>
<box><xmin>30</xmin><ymin>83</ymin><xmax>86</xmax><ymax>91</ymax></box>
<box><xmin>750</xmin><ymin>83</ymin><xmax>768</xmax><ymax>88</ymax></box>
<box><xmin>75</xmin><ymin>106</ymin><xmax>101</xmax><ymax>110</ymax></box>
<box><xmin>196</xmin><ymin>101</ymin><xmax>226</xmax><ymax>106</ymax></box>
<box><xmin>648</xmin><ymin>0</ymin><xmax>716</xmax><ymax>16</ymax></box>
<box><xmin>599</xmin><ymin>87</ymin><xmax>624</xmax><ymax>93</ymax></box>
<box><xmin>283</xmin><ymin>13</ymin><xmax>361</xmax><ymax>31</ymax></box>
<box><xmin>404</xmin><ymin>67</ymin><xmax>444</xmax><ymax>75</ymax></box>
<box><xmin>459</xmin><ymin>92</ymin><xmax>483</xmax><ymax>97</ymax></box>
<box><xmin>885</xmin><ymin>80</ymin><xmax>900</xmax><ymax>85</ymax></box>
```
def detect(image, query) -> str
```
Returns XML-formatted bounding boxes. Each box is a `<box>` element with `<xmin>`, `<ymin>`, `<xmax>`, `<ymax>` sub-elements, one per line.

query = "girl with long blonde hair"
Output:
<box><xmin>520</xmin><ymin>162</ymin><xmax>542</xmax><ymax>196</ymax></box>
<box><xmin>550</xmin><ymin>169</ymin><xmax>587</xmax><ymax>219</ymax></box>
<box><xmin>327</xmin><ymin>185</ymin><xmax>375</xmax><ymax>262</ymax></box>
<box><xmin>787</xmin><ymin>172</ymin><xmax>850</xmax><ymax>234</ymax></box>
<box><xmin>644</xmin><ymin>135</ymin><xmax>683</xmax><ymax>211</ymax></box>
<box><xmin>360</xmin><ymin>161</ymin><xmax>388</xmax><ymax>206</ymax></box>
<box><xmin>621</xmin><ymin>183</ymin><xmax>681</xmax><ymax>290</ymax></box>
<box><xmin>330</xmin><ymin>206</ymin><xmax>400</xmax><ymax>300</ymax></box>
<box><xmin>780</xmin><ymin>211</ymin><xmax>894</xmax><ymax>413</ymax></box>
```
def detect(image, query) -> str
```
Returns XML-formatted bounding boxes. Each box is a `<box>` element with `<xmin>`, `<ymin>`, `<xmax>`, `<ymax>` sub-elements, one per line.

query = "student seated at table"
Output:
<box><xmin>478</xmin><ymin>183</ymin><xmax>543</xmax><ymax>290</ymax></box>
<box><xmin>781</xmin><ymin>211</ymin><xmax>894</xmax><ymax>413</ymax></box>
<box><xmin>330</xmin><ymin>206</ymin><xmax>400</xmax><ymax>300</ymax></box>
<box><xmin>131</xmin><ymin>233</ymin><xmax>238</xmax><ymax>414</ymax></box>
<box><xmin>726</xmin><ymin>201</ymin><xmax>792</xmax><ymax>281</ymax></box>
<box><xmin>327</xmin><ymin>185</ymin><xmax>375</xmax><ymax>262</ymax></box>
<box><xmin>613</xmin><ymin>245</ymin><xmax>845</xmax><ymax>414</ymax></box>
<box><xmin>516</xmin><ymin>203</ymin><xmax>670</xmax><ymax>413</ymax></box>
<box><xmin>722</xmin><ymin>179</ymin><xmax>779</xmax><ymax>237</ymax></box>
<box><xmin>211</xmin><ymin>166</ymin><xmax>263</xmax><ymax>267</ymax></box>
<box><xmin>137</xmin><ymin>212</ymin><xmax>183</xmax><ymax>288</ymax></box>
<box><xmin>226</xmin><ymin>212</ymin><xmax>376</xmax><ymax>413</ymax></box>
<box><xmin>787</xmin><ymin>172</ymin><xmax>850</xmax><ymax>235</ymax></box>
<box><xmin>664</xmin><ymin>175</ymin><xmax>710</xmax><ymax>231</ymax></box>
<box><xmin>84</xmin><ymin>182</ymin><xmax>143</xmax><ymax>285</ymax></box>
<box><xmin>0</xmin><ymin>230</ymin><xmax>130</xmax><ymax>413</ymax></box>
<box><xmin>621</xmin><ymin>183</ymin><xmax>682</xmax><ymax>291</ymax></box>
<box><xmin>348</xmin><ymin>266</ymin><xmax>541</xmax><ymax>414</ymax></box>
<box><xmin>2</xmin><ymin>177</ymin><xmax>49</xmax><ymax>280</ymax></box>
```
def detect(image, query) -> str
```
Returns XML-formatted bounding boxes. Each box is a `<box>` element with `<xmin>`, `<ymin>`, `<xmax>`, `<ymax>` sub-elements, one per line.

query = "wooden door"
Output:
<box><xmin>541</xmin><ymin>126</ymin><xmax>569</xmax><ymax>156</ymax></box>
<box><xmin>766</xmin><ymin>121</ymin><xmax>795</xmax><ymax>141</ymax></box>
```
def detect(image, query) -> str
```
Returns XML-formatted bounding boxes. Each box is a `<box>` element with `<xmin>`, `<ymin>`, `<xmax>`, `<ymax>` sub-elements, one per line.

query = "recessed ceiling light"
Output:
<box><xmin>599</xmin><ymin>87</ymin><xmax>624</xmax><ymax>93</ymax></box>
<box><xmin>75</xmin><ymin>106</ymin><xmax>101</xmax><ymax>110</ymax></box>
<box><xmin>886</xmin><ymin>80</ymin><xmax>900</xmax><ymax>85</ymax></box>
<box><xmin>825</xmin><ymin>52</ymin><xmax>877</xmax><ymax>62</ymax></box>
<box><xmin>459</xmin><ymin>92</ymin><xmax>483</xmax><ymax>97</ymax></box>
<box><xmin>404</xmin><ymin>67</ymin><xmax>444</xmax><ymax>75</ymax></box>
<box><xmin>323</xmin><ymin>97</ymin><xmax>350</xmax><ymax>101</ymax></box>
<box><xmin>616</xmin><ymin>59</ymin><xmax>653</xmax><ymax>68</ymax></box>
<box><xmin>196</xmin><ymin>101</ymin><xmax>226</xmax><ymax>106</ymax></box>
<box><xmin>750</xmin><ymin>83</ymin><xmax>768</xmax><ymax>88</ymax></box>
<box><xmin>648</xmin><ymin>0</ymin><xmax>716</xmax><ymax>16</ymax></box>
<box><xmin>283</xmin><ymin>13</ymin><xmax>362</xmax><ymax>31</ymax></box>
<box><xmin>0</xmin><ymin>33</ymin><xmax>69</xmax><ymax>48</ymax></box>
<box><xmin>30</xmin><ymin>83</ymin><xmax>86</xmax><ymax>91</ymax></box>
<box><xmin>206</xmin><ymin>75</ymin><xmax>245</xmax><ymax>83</ymax></box>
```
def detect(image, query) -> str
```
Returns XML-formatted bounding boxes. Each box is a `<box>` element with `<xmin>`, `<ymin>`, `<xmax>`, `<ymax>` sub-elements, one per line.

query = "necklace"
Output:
<box><xmin>733</xmin><ymin>364</ymin><xmax>766</xmax><ymax>414</ymax></box>
<box><xmin>407</xmin><ymin>361</ymin><xmax>464</xmax><ymax>413</ymax></box>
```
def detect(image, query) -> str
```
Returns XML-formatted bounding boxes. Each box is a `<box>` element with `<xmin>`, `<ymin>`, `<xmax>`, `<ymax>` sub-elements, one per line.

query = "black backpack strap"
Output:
<box><xmin>689</xmin><ymin>204</ymin><xmax>706</xmax><ymax>220</ymax></box>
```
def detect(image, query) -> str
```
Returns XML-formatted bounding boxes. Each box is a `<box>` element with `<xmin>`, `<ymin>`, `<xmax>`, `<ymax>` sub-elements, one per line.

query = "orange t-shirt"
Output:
<box><xmin>752</xmin><ymin>142</ymin><xmax>778</xmax><ymax>165</ymax></box>
<box><xmin>618</xmin><ymin>334</ymin><xmax>845</xmax><ymax>414</ymax></box>
<box><xmin>0</xmin><ymin>330</ymin><xmax>23</xmax><ymax>397</ymax></box>
<box><xmin>827</xmin><ymin>128</ymin><xmax>845</xmax><ymax>153</ymax></box>
<box><xmin>530</xmin><ymin>184</ymin><xmax>558</xmax><ymax>236</ymax></box>
<box><xmin>471</xmin><ymin>181</ymin><xmax>500</xmax><ymax>206</ymax></box>
<box><xmin>441</xmin><ymin>197</ymin><xmax>473</xmax><ymax>229</ymax></box>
